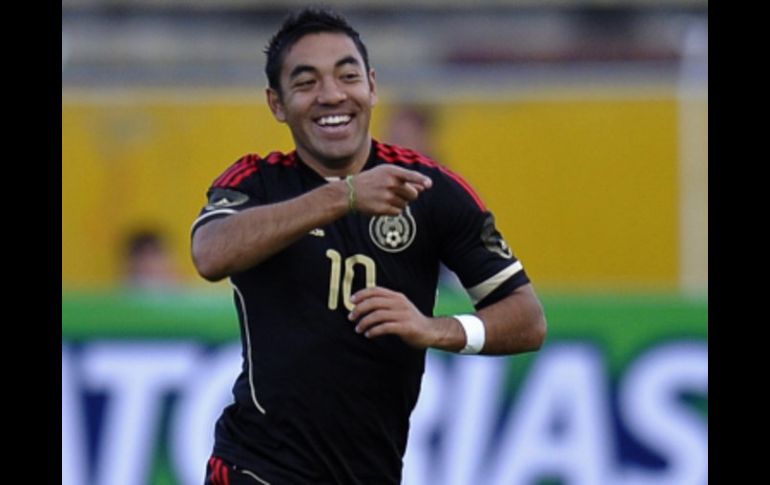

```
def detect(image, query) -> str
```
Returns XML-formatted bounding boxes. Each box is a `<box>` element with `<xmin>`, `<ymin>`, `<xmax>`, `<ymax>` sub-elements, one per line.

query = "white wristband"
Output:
<box><xmin>455</xmin><ymin>314</ymin><xmax>485</xmax><ymax>354</ymax></box>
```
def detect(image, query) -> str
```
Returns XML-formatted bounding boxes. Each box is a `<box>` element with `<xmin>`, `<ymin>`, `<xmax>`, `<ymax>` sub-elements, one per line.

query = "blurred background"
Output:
<box><xmin>62</xmin><ymin>1</ymin><xmax>707</xmax><ymax>484</ymax></box>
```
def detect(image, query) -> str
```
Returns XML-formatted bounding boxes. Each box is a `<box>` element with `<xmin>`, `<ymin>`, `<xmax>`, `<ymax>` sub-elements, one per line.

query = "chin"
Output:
<box><xmin>316</xmin><ymin>140</ymin><xmax>359</xmax><ymax>163</ymax></box>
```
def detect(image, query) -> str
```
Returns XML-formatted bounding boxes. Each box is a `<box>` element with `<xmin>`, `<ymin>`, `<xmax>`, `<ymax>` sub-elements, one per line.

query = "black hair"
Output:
<box><xmin>264</xmin><ymin>7</ymin><xmax>371</xmax><ymax>95</ymax></box>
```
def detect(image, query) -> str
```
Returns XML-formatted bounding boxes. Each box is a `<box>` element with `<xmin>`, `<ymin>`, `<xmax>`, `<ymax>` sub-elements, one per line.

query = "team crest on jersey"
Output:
<box><xmin>369</xmin><ymin>207</ymin><xmax>417</xmax><ymax>253</ymax></box>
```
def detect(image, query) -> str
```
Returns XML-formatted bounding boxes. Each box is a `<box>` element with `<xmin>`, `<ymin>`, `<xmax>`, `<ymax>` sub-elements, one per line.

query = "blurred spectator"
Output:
<box><xmin>386</xmin><ymin>104</ymin><xmax>464</xmax><ymax>292</ymax></box>
<box><xmin>386</xmin><ymin>104</ymin><xmax>437</xmax><ymax>157</ymax></box>
<box><xmin>122</xmin><ymin>229</ymin><xmax>180</xmax><ymax>290</ymax></box>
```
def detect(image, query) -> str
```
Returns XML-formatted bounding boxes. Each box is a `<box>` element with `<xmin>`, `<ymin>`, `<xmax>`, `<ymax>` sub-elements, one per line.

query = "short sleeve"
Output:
<box><xmin>191</xmin><ymin>154</ymin><xmax>265</xmax><ymax>236</ymax></box>
<box><xmin>430</xmin><ymin>169</ymin><xmax>530</xmax><ymax>309</ymax></box>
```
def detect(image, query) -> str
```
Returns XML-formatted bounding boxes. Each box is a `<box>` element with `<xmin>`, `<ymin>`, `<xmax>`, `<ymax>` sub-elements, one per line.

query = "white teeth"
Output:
<box><xmin>317</xmin><ymin>115</ymin><xmax>351</xmax><ymax>126</ymax></box>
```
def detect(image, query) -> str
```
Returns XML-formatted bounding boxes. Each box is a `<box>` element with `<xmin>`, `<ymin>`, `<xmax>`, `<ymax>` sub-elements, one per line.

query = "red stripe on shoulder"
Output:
<box><xmin>212</xmin><ymin>150</ymin><xmax>296</xmax><ymax>189</ymax></box>
<box><xmin>227</xmin><ymin>166</ymin><xmax>259</xmax><ymax>188</ymax></box>
<box><xmin>265</xmin><ymin>150</ymin><xmax>298</xmax><ymax>167</ymax></box>
<box><xmin>217</xmin><ymin>458</ymin><xmax>230</xmax><ymax>485</ymax></box>
<box><xmin>435</xmin><ymin>166</ymin><xmax>487</xmax><ymax>212</ymax></box>
<box><xmin>374</xmin><ymin>140</ymin><xmax>487</xmax><ymax>211</ymax></box>
<box><xmin>213</xmin><ymin>154</ymin><xmax>261</xmax><ymax>188</ymax></box>
<box><xmin>211</xmin><ymin>457</ymin><xmax>222</xmax><ymax>484</ymax></box>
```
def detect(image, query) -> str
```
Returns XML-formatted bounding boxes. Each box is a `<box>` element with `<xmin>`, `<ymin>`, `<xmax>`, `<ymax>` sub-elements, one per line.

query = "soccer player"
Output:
<box><xmin>191</xmin><ymin>8</ymin><xmax>547</xmax><ymax>485</ymax></box>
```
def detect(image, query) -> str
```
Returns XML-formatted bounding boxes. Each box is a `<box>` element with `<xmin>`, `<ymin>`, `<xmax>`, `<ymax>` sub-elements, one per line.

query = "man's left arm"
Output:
<box><xmin>349</xmin><ymin>283</ymin><xmax>547</xmax><ymax>355</ymax></box>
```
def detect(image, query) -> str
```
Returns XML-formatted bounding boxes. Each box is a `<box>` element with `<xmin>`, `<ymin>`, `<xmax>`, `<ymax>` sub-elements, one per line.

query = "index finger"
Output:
<box><xmin>390</xmin><ymin>166</ymin><xmax>433</xmax><ymax>189</ymax></box>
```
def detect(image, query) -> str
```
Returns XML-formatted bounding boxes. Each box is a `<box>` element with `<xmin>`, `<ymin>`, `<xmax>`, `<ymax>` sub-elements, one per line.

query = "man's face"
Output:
<box><xmin>267</xmin><ymin>32</ymin><xmax>377</xmax><ymax>170</ymax></box>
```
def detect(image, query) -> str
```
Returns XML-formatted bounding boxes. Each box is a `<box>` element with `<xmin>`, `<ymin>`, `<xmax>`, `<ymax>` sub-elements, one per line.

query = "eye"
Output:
<box><xmin>293</xmin><ymin>79</ymin><xmax>316</xmax><ymax>90</ymax></box>
<box><xmin>341</xmin><ymin>72</ymin><xmax>361</xmax><ymax>82</ymax></box>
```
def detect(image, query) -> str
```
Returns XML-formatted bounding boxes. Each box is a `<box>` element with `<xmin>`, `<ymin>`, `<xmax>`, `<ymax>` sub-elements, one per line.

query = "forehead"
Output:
<box><xmin>281</xmin><ymin>32</ymin><xmax>364</xmax><ymax>76</ymax></box>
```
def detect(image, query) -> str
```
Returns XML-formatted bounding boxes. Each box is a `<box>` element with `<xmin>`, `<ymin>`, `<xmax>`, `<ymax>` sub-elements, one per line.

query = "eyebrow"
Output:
<box><xmin>288</xmin><ymin>56</ymin><xmax>363</xmax><ymax>81</ymax></box>
<box><xmin>335</xmin><ymin>56</ymin><xmax>362</xmax><ymax>70</ymax></box>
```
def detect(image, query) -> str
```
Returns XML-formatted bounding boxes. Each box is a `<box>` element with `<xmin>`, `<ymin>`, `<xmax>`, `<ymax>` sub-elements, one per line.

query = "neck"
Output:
<box><xmin>296</xmin><ymin>137</ymin><xmax>372</xmax><ymax>178</ymax></box>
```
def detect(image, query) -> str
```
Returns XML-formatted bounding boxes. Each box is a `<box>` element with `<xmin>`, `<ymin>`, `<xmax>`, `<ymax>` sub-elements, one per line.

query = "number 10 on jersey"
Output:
<box><xmin>326</xmin><ymin>249</ymin><xmax>376</xmax><ymax>311</ymax></box>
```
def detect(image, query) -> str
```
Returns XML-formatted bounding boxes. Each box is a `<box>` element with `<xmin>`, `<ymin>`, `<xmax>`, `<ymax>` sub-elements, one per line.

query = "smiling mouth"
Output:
<box><xmin>315</xmin><ymin>114</ymin><xmax>353</xmax><ymax>127</ymax></box>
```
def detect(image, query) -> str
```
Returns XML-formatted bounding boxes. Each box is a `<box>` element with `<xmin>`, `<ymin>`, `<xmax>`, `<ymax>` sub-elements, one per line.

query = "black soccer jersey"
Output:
<box><xmin>192</xmin><ymin>140</ymin><xmax>530</xmax><ymax>484</ymax></box>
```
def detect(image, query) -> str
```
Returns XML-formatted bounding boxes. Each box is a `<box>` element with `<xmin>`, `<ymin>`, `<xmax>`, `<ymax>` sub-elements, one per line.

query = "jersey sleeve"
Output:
<box><xmin>430</xmin><ymin>168</ymin><xmax>530</xmax><ymax>310</ymax></box>
<box><xmin>191</xmin><ymin>154</ymin><xmax>265</xmax><ymax>236</ymax></box>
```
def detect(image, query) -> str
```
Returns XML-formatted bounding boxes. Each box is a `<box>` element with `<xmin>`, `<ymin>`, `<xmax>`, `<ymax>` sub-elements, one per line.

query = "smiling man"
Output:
<box><xmin>267</xmin><ymin>34</ymin><xmax>374</xmax><ymax>174</ymax></box>
<box><xmin>191</xmin><ymin>8</ymin><xmax>547</xmax><ymax>485</ymax></box>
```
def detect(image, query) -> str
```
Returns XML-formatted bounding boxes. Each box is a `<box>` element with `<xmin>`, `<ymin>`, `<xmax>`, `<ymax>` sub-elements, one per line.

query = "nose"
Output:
<box><xmin>316</xmin><ymin>78</ymin><xmax>347</xmax><ymax>105</ymax></box>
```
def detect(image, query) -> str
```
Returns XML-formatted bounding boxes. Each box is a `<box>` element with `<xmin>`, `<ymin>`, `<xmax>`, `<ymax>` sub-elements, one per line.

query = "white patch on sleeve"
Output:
<box><xmin>190</xmin><ymin>209</ymin><xmax>238</xmax><ymax>233</ymax></box>
<box><xmin>466</xmin><ymin>261</ymin><xmax>524</xmax><ymax>305</ymax></box>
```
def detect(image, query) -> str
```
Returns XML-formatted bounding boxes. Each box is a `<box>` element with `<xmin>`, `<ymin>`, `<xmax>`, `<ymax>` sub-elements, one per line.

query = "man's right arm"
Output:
<box><xmin>192</xmin><ymin>180</ymin><xmax>348</xmax><ymax>281</ymax></box>
<box><xmin>192</xmin><ymin>164</ymin><xmax>433</xmax><ymax>281</ymax></box>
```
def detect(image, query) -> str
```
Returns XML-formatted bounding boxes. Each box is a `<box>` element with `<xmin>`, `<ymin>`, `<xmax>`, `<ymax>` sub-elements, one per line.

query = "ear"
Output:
<box><xmin>368</xmin><ymin>69</ymin><xmax>378</xmax><ymax>107</ymax></box>
<box><xmin>266</xmin><ymin>87</ymin><xmax>287</xmax><ymax>123</ymax></box>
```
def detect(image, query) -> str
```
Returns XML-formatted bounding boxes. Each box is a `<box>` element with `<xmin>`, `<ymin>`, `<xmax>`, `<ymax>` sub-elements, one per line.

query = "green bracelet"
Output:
<box><xmin>345</xmin><ymin>175</ymin><xmax>356</xmax><ymax>213</ymax></box>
